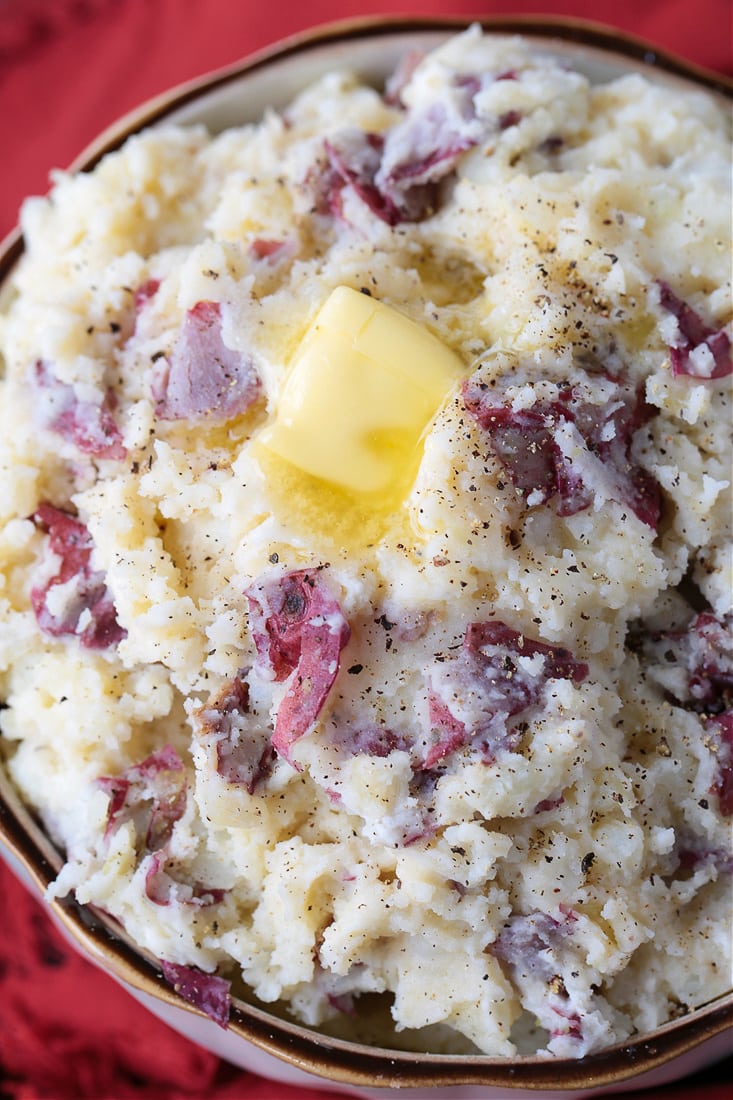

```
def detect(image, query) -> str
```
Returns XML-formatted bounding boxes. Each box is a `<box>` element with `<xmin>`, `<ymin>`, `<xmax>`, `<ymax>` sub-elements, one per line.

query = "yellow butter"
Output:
<box><xmin>259</xmin><ymin>286</ymin><xmax>465</xmax><ymax>498</ymax></box>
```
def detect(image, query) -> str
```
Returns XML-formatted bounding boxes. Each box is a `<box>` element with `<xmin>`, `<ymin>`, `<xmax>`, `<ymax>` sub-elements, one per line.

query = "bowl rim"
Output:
<box><xmin>0</xmin><ymin>10</ymin><xmax>731</xmax><ymax>272</ymax></box>
<box><xmin>1</xmin><ymin>12</ymin><xmax>732</xmax><ymax>1092</ymax></box>
<box><xmin>2</xmin><ymin>764</ymin><xmax>732</xmax><ymax>1091</ymax></box>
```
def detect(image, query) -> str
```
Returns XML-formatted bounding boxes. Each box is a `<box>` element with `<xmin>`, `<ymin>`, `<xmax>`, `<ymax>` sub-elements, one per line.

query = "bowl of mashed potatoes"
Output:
<box><xmin>0</xmin><ymin>15</ymin><xmax>731</xmax><ymax>1099</ymax></box>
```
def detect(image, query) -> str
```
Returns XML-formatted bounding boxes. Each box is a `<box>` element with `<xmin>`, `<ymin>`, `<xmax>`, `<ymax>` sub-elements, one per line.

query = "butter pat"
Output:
<box><xmin>259</xmin><ymin>287</ymin><xmax>465</xmax><ymax>497</ymax></box>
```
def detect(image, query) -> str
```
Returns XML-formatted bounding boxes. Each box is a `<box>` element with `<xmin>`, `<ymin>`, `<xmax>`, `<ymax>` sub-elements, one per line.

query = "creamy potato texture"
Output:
<box><xmin>0</xmin><ymin>29</ymin><xmax>731</xmax><ymax>1056</ymax></box>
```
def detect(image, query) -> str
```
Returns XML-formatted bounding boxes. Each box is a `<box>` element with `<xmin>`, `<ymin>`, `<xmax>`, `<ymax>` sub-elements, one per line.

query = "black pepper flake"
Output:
<box><xmin>269</xmin><ymin>552</ymin><xmax>279</xmax><ymax>564</ymax></box>
<box><xmin>347</xmin><ymin>664</ymin><xmax>364</xmax><ymax>675</ymax></box>
<box><xmin>581</xmin><ymin>852</ymin><xmax>596</xmax><ymax>875</ymax></box>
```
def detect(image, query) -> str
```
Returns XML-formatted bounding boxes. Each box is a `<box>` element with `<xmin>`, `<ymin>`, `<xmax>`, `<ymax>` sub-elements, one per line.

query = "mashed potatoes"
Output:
<box><xmin>0</xmin><ymin>28</ymin><xmax>731</xmax><ymax>1057</ymax></box>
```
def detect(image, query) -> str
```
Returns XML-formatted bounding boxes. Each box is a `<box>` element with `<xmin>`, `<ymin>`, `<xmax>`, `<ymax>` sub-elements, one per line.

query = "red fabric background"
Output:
<box><xmin>1</xmin><ymin>0</ymin><xmax>732</xmax><ymax>239</ymax></box>
<box><xmin>0</xmin><ymin>1</ymin><xmax>731</xmax><ymax>1098</ymax></box>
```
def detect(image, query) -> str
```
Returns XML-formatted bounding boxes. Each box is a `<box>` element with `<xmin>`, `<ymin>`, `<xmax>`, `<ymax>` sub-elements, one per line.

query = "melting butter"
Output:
<box><xmin>258</xmin><ymin>286</ymin><xmax>466</xmax><ymax>505</ymax></box>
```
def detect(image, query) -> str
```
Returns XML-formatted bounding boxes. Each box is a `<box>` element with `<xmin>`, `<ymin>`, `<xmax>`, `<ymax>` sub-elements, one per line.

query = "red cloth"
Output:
<box><xmin>0</xmin><ymin>0</ymin><xmax>731</xmax><ymax>238</ymax></box>
<box><xmin>1</xmin><ymin>859</ymin><xmax>731</xmax><ymax>1099</ymax></box>
<box><xmin>0</xmin><ymin>2</ymin><xmax>731</xmax><ymax>1098</ymax></box>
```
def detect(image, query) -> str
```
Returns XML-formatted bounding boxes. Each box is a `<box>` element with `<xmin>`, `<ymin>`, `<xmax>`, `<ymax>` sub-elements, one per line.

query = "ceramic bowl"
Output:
<box><xmin>0</xmin><ymin>15</ymin><xmax>731</xmax><ymax>1100</ymax></box>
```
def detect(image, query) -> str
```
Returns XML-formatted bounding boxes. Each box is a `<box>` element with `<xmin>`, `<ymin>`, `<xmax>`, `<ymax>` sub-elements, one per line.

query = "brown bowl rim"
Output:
<box><xmin>1</xmin><ymin>12</ymin><xmax>731</xmax><ymax>1092</ymax></box>
<box><xmin>1</xmin><ymin>11</ymin><xmax>731</xmax><ymax>275</ymax></box>
<box><xmin>3</xmin><ymin>775</ymin><xmax>732</xmax><ymax>1091</ymax></box>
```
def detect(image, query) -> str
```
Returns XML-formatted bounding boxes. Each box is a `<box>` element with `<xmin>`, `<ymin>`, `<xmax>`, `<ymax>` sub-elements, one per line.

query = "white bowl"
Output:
<box><xmin>0</xmin><ymin>16</ymin><xmax>731</xmax><ymax>1100</ymax></box>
